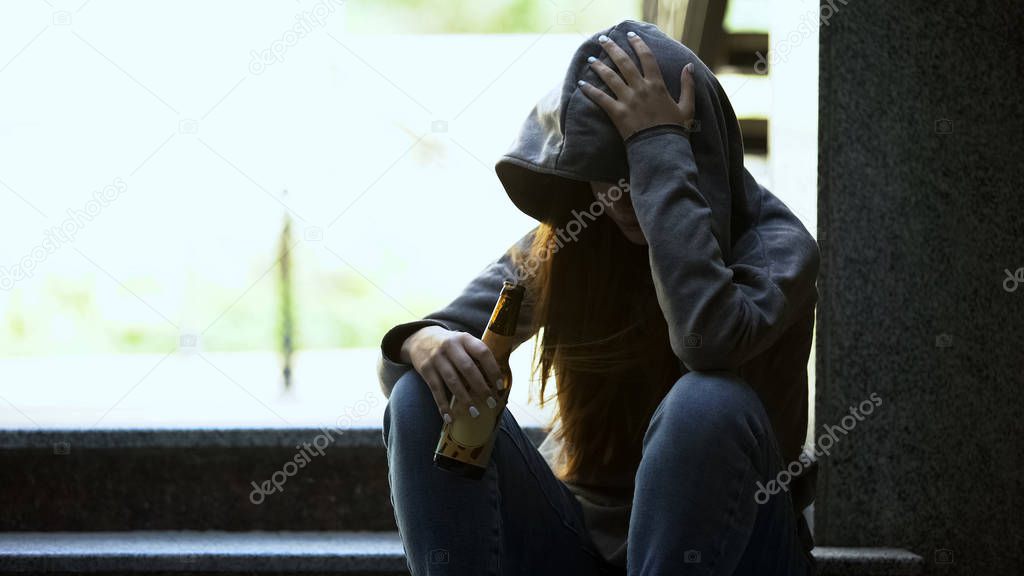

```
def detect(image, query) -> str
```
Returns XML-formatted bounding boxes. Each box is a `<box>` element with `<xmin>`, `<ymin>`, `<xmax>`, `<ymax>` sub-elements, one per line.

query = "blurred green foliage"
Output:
<box><xmin>0</xmin><ymin>252</ymin><xmax>442</xmax><ymax>355</ymax></box>
<box><xmin>342</xmin><ymin>0</ymin><xmax>642</xmax><ymax>34</ymax></box>
<box><xmin>340</xmin><ymin>0</ymin><xmax>767</xmax><ymax>35</ymax></box>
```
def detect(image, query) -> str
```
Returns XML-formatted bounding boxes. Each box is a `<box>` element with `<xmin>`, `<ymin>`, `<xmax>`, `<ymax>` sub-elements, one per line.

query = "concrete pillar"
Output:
<box><xmin>815</xmin><ymin>1</ymin><xmax>1023</xmax><ymax>575</ymax></box>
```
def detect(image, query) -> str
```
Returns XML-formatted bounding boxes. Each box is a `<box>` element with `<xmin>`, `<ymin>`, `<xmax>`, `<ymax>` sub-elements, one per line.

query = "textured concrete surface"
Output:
<box><xmin>816</xmin><ymin>1</ymin><xmax>1023</xmax><ymax>575</ymax></box>
<box><xmin>0</xmin><ymin>426</ymin><xmax>547</xmax><ymax>531</ymax></box>
<box><xmin>0</xmin><ymin>443</ymin><xmax>393</xmax><ymax>532</ymax></box>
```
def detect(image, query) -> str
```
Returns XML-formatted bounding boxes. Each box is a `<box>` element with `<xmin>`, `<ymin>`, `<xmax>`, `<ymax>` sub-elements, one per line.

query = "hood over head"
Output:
<box><xmin>495</xmin><ymin>19</ymin><xmax>750</xmax><ymax>262</ymax></box>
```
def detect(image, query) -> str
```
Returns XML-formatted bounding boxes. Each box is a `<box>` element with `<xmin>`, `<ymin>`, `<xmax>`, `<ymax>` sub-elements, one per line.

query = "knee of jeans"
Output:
<box><xmin>645</xmin><ymin>370</ymin><xmax>768</xmax><ymax>452</ymax></box>
<box><xmin>383</xmin><ymin>369</ymin><xmax>440</xmax><ymax>442</ymax></box>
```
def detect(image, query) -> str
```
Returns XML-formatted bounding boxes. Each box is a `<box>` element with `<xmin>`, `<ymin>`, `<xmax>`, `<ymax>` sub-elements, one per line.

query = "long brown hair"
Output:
<box><xmin>510</xmin><ymin>186</ymin><xmax>683</xmax><ymax>484</ymax></box>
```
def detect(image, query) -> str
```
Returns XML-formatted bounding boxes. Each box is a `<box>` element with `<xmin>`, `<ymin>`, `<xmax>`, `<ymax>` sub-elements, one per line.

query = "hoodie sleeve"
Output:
<box><xmin>376</xmin><ymin>227</ymin><xmax>540</xmax><ymax>398</ymax></box>
<box><xmin>623</xmin><ymin>125</ymin><xmax>819</xmax><ymax>372</ymax></box>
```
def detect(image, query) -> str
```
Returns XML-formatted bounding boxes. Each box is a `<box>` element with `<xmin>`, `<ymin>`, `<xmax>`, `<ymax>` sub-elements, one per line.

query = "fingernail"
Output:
<box><xmin>686</xmin><ymin>62</ymin><xmax>694</xmax><ymax>72</ymax></box>
<box><xmin>495</xmin><ymin>378</ymin><xmax>505</xmax><ymax>388</ymax></box>
<box><xmin>577</xmin><ymin>80</ymin><xmax>587</xmax><ymax>86</ymax></box>
<box><xmin>587</xmin><ymin>56</ymin><xmax>597</xmax><ymax>63</ymax></box>
<box><xmin>486</xmin><ymin>396</ymin><xmax>497</xmax><ymax>409</ymax></box>
<box><xmin>626</xmin><ymin>31</ymin><xmax>637</xmax><ymax>38</ymax></box>
<box><xmin>442</xmin><ymin>412</ymin><xmax>452</xmax><ymax>424</ymax></box>
<box><xmin>469</xmin><ymin>406</ymin><xmax>480</xmax><ymax>418</ymax></box>
<box><xmin>598</xmin><ymin>34</ymin><xmax>609</xmax><ymax>43</ymax></box>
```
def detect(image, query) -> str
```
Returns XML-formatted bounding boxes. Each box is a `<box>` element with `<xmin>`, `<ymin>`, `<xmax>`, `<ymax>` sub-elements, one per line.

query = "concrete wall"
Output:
<box><xmin>815</xmin><ymin>1</ymin><xmax>1023</xmax><ymax>575</ymax></box>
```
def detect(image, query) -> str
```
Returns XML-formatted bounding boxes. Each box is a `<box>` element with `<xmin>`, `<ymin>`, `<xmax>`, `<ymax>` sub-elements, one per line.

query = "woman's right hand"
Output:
<box><xmin>400</xmin><ymin>325</ymin><xmax>505</xmax><ymax>423</ymax></box>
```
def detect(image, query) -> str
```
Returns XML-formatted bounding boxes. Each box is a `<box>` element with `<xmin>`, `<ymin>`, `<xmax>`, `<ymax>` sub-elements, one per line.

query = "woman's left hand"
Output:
<box><xmin>579</xmin><ymin>32</ymin><xmax>696</xmax><ymax>140</ymax></box>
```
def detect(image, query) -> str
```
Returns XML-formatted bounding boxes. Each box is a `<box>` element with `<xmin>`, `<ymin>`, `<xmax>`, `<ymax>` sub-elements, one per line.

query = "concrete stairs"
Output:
<box><xmin>0</xmin><ymin>427</ymin><xmax>923</xmax><ymax>575</ymax></box>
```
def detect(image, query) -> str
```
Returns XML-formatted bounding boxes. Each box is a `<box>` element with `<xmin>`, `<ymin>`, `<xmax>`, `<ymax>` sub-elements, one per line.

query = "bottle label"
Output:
<box><xmin>434</xmin><ymin>282</ymin><xmax>522</xmax><ymax>473</ymax></box>
<box><xmin>435</xmin><ymin>382</ymin><xmax>509</xmax><ymax>465</ymax></box>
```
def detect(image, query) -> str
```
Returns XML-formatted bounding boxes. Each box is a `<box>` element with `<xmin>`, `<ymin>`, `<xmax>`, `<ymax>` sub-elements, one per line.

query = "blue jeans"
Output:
<box><xmin>383</xmin><ymin>369</ymin><xmax>814</xmax><ymax>575</ymax></box>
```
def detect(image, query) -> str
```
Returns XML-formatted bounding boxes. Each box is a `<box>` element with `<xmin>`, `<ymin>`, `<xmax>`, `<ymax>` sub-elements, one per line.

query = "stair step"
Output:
<box><xmin>813</xmin><ymin>547</ymin><xmax>923</xmax><ymax>575</ymax></box>
<box><xmin>0</xmin><ymin>427</ymin><xmax>546</xmax><ymax>531</ymax></box>
<box><xmin>0</xmin><ymin>531</ymin><xmax>406</xmax><ymax>575</ymax></box>
<box><xmin>0</xmin><ymin>532</ymin><xmax>922</xmax><ymax>575</ymax></box>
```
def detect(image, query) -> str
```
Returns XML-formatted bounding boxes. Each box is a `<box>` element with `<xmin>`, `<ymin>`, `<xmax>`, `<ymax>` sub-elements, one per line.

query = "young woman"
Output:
<box><xmin>377</xmin><ymin>20</ymin><xmax>819</xmax><ymax>576</ymax></box>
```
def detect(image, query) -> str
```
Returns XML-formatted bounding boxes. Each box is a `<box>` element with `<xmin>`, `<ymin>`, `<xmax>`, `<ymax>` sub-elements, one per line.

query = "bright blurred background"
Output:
<box><xmin>0</xmin><ymin>0</ymin><xmax>817</xmax><ymax>428</ymax></box>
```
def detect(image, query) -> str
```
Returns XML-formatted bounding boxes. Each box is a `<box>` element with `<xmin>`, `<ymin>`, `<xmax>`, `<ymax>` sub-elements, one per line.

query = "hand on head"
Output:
<box><xmin>578</xmin><ymin>31</ymin><xmax>697</xmax><ymax>141</ymax></box>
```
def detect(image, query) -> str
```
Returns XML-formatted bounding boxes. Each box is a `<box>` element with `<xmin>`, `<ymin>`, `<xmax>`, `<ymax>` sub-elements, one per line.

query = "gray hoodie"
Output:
<box><xmin>377</xmin><ymin>20</ymin><xmax>819</xmax><ymax>568</ymax></box>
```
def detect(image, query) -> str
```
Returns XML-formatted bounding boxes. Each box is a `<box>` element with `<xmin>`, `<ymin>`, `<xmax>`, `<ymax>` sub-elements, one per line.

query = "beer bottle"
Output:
<box><xmin>434</xmin><ymin>281</ymin><xmax>525</xmax><ymax>479</ymax></box>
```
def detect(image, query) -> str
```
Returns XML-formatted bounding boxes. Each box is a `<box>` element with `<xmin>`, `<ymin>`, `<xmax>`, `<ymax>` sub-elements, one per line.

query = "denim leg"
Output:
<box><xmin>627</xmin><ymin>370</ymin><xmax>812</xmax><ymax>576</ymax></box>
<box><xmin>383</xmin><ymin>369</ymin><xmax>613</xmax><ymax>576</ymax></box>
